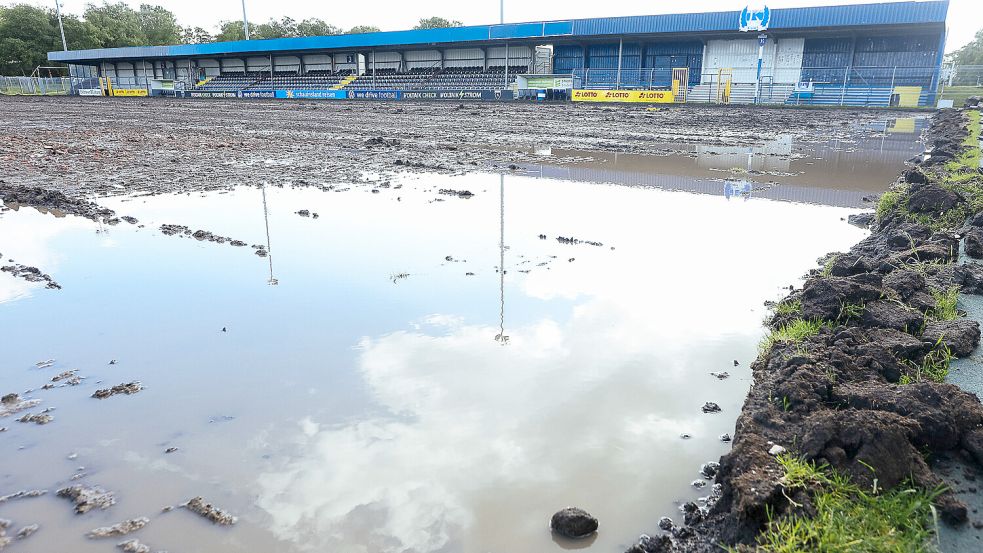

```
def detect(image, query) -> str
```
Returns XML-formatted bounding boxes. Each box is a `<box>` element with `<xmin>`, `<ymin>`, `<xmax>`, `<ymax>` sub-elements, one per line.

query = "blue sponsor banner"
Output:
<box><xmin>401</xmin><ymin>89</ymin><xmax>514</xmax><ymax>101</ymax></box>
<box><xmin>349</xmin><ymin>90</ymin><xmax>401</xmax><ymax>100</ymax></box>
<box><xmin>274</xmin><ymin>89</ymin><xmax>348</xmax><ymax>99</ymax></box>
<box><xmin>239</xmin><ymin>90</ymin><xmax>274</xmax><ymax>98</ymax></box>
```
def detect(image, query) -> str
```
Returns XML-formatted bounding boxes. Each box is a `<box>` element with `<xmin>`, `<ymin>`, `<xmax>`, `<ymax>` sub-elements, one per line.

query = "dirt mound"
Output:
<box><xmin>0</xmin><ymin>184</ymin><xmax>116</xmax><ymax>222</ymax></box>
<box><xmin>644</xmin><ymin>109</ymin><xmax>983</xmax><ymax>552</ymax></box>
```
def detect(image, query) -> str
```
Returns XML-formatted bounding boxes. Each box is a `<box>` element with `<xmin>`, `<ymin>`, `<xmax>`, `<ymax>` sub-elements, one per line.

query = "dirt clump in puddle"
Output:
<box><xmin>0</xmin><ymin>184</ymin><xmax>116</xmax><ymax>222</ymax></box>
<box><xmin>0</xmin><ymin>263</ymin><xmax>61</xmax><ymax>290</ymax></box>
<box><xmin>183</xmin><ymin>496</ymin><xmax>237</xmax><ymax>525</ymax></box>
<box><xmin>92</xmin><ymin>382</ymin><xmax>143</xmax><ymax>399</ymax></box>
<box><xmin>57</xmin><ymin>484</ymin><xmax>116</xmax><ymax>514</ymax></box>
<box><xmin>635</xmin><ymin>109</ymin><xmax>983</xmax><ymax>552</ymax></box>
<box><xmin>87</xmin><ymin>517</ymin><xmax>150</xmax><ymax>538</ymax></box>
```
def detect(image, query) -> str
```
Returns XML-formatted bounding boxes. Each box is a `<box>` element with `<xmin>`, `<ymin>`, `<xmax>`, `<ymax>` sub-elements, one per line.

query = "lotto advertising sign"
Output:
<box><xmin>571</xmin><ymin>90</ymin><xmax>675</xmax><ymax>103</ymax></box>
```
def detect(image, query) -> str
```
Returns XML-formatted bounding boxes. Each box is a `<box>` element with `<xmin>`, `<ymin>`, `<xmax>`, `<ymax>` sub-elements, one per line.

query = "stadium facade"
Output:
<box><xmin>48</xmin><ymin>1</ymin><xmax>949</xmax><ymax>107</ymax></box>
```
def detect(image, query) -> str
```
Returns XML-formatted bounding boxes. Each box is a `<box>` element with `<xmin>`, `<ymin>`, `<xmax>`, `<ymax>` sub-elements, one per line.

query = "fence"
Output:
<box><xmin>570</xmin><ymin>65</ymin><xmax>957</xmax><ymax>107</ymax></box>
<box><xmin>0</xmin><ymin>76</ymin><xmax>74</xmax><ymax>96</ymax></box>
<box><xmin>944</xmin><ymin>65</ymin><xmax>983</xmax><ymax>87</ymax></box>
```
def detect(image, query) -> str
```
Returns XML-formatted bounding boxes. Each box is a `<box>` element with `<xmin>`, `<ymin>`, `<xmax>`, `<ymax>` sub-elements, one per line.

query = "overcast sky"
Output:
<box><xmin>6</xmin><ymin>0</ymin><xmax>979</xmax><ymax>52</ymax></box>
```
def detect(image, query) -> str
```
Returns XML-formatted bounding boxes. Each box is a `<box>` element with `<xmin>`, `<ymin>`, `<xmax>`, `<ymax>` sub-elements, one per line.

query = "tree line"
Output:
<box><xmin>0</xmin><ymin>2</ymin><xmax>464</xmax><ymax>75</ymax></box>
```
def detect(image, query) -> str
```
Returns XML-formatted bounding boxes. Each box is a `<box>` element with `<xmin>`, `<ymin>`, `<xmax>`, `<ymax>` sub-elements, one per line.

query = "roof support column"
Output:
<box><xmin>616</xmin><ymin>38</ymin><xmax>623</xmax><ymax>90</ymax></box>
<box><xmin>298</xmin><ymin>55</ymin><xmax>305</xmax><ymax>75</ymax></box>
<box><xmin>504</xmin><ymin>42</ymin><xmax>509</xmax><ymax>89</ymax></box>
<box><xmin>270</xmin><ymin>54</ymin><xmax>274</xmax><ymax>88</ymax></box>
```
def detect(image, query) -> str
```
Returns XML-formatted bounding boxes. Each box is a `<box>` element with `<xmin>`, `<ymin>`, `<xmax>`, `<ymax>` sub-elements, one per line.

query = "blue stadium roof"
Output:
<box><xmin>49</xmin><ymin>1</ymin><xmax>949</xmax><ymax>63</ymax></box>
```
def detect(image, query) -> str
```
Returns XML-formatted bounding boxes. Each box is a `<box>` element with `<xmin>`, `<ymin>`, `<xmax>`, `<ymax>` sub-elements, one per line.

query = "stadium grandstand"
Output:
<box><xmin>49</xmin><ymin>1</ymin><xmax>950</xmax><ymax>107</ymax></box>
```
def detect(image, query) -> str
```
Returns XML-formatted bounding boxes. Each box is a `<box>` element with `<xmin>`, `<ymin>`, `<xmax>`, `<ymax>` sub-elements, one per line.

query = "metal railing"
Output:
<box><xmin>0</xmin><ymin>76</ymin><xmax>73</xmax><ymax>95</ymax></box>
<box><xmin>566</xmin><ymin>65</ymin><xmax>947</xmax><ymax>107</ymax></box>
<box><xmin>944</xmin><ymin>65</ymin><xmax>983</xmax><ymax>87</ymax></box>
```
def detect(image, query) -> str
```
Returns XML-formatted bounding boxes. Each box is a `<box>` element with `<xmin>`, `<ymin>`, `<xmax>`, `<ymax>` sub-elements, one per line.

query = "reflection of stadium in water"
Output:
<box><xmin>523</xmin><ymin>118</ymin><xmax>927</xmax><ymax>208</ymax></box>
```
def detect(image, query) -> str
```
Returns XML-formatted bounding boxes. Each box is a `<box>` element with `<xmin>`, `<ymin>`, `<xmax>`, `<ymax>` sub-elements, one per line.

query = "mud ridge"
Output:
<box><xmin>625</xmin><ymin>108</ymin><xmax>983</xmax><ymax>553</ymax></box>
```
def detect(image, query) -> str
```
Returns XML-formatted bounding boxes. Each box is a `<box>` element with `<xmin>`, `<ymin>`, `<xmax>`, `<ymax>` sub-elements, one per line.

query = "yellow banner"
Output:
<box><xmin>111</xmin><ymin>88</ymin><xmax>148</xmax><ymax>97</ymax></box>
<box><xmin>572</xmin><ymin>89</ymin><xmax>675</xmax><ymax>103</ymax></box>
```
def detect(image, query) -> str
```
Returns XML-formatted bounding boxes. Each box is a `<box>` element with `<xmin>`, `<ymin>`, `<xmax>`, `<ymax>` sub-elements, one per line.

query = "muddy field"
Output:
<box><xmin>0</xmin><ymin>96</ymin><xmax>921</xmax><ymax>198</ymax></box>
<box><xmin>1</xmin><ymin>96</ymin><xmax>963</xmax><ymax>553</ymax></box>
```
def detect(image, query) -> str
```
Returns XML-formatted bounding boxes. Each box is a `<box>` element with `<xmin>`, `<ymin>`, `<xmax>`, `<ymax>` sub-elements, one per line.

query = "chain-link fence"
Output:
<box><xmin>0</xmin><ymin>76</ymin><xmax>74</xmax><ymax>95</ymax></box>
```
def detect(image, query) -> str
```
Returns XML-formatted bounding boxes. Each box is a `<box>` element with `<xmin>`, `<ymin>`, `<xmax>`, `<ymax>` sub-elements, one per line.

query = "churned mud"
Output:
<box><xmin>91</xmin><ymin>382</ymin><xmax>143</xmax><ymax>399</ymax></box>
<box><xmin>57</xmin><ymin>485</ymin><xmax>117</xmax><ymax>514</ymax></box>
<box><xmin>623</xmin><ymin>109</ymin><xmax>983</xmax><ymax>552</ymax></box>
<box><xmin>183</xmin><ymin>497</ymin><xmax>237</xmax><ymax>526</ymax></box>
<box><xmin>87</xmin><ymin>517</ymin><xmax>150</xmax><ymax>539</ymax></box>
<box><xmin>0</xmin><ymin>96</ymin><xmax>919</xmax><ymax>198</ymax></box>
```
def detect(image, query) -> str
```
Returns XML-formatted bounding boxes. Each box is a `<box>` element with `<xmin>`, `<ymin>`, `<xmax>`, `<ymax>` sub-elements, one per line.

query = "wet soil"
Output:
<box><xmin>633</xmin><ymin>109</ymin><xmax>983</xmax><ymax>552</ymax></box>
<box><xmin>0</xmin><ymin>96</ymin><xmax>919</xmax><ymax>199</ymax></box>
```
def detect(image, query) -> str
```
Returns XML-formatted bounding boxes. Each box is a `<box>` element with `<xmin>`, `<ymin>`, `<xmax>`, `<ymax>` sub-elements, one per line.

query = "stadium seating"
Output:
<box><xmin>191</xmin><ymin>66</ymin><xmax>530</xmax><ymax>93</ymax></box>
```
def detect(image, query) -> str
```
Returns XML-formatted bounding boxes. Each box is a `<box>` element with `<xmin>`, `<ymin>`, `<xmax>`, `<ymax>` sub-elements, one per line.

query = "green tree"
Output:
<box><xmin>295</xmin><ymin>18</ymin><xmax>341</xmax><ymax>37</ymax></box>
<box><xmin>84</xmin><ymin>2</ymin><xmax>145</xmax><ymax>48</ymax></box>
<box><xmin>255</xmin><ymin>17</ymin><xmax>298</xmax><ymax>39</ymax></box>
<box><xmin>182</xmin><ymin>26</ymin><xmax>213</xmax><ymax>44</ymax></box>
<box><xmin>347</xmin><ymin>25</ymin><xmax>381</xmax><ymax>34</ymax></box>
<box><xmin>949</xmin><ymin>28</ymin><xmax>983</xmax><ymax>66</ymax></box>
<box><xmin>215</xmin><ymin>20</ymin><xmax>247</xmax><ymax>42</ymax></box>
<box><xmin>413</xmin><ymin>17</ymin><xmax>463</xmax><ymax>30</ymax></box>
<box><xmin>0</xmin><ymin>5</ymin><xmax>101</xmax><ymax>74</ymax></box>
<box><xmin>138</xmin><ymin>3</ymin><xmax>181</xmax><ymax>45</ymax></box>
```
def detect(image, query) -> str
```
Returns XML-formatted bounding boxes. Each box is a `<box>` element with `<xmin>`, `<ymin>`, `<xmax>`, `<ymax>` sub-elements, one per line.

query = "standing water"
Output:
<box><xmin>0</xmin><ymin>119</ymin><xmax>923</xmax><ymax>553</ymax></box>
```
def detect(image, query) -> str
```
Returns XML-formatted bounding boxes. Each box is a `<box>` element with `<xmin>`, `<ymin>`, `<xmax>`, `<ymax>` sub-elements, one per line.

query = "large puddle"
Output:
<box><xmin>0</xmin><ymin>120</ymin><xmax>922</xmax><ymax>553</ymax></box>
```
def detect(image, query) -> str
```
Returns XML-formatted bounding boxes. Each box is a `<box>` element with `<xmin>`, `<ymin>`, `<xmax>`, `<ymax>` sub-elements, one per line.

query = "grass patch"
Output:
<box><xmin>760</xmin><ymin>319</ymin><xmax>827</xmax><ymax>352</ymax></box>
<box><xmin>939</xmin><ymin>85</ymin><xmax>983</xmax><ymax>107</ymax></box>
<box><xmin>876</xmin><ymin>187</ymin><xmax>907</xmax><ymax>223</ymax></box>
<box><xmin>875</xmin><ymin>111</ymin><xmax>981</xmax><ymax>232</ymax></box>
<box><xmin>774</xmin><ymin>299</ymin><xmax>802</xmax><ymax>317</ymax></box>
<box><xmin>903</xmin><ymin>341</ymin><xmax>953</xmax><ymax>384</ymax></box>
<box><xmin>838</xmin><ymin>301</ymin><xmax>865</xmax><ymax>322</ymax></box>
<box><xmin>928</xmin><ymin>286</ymin><xmax>960</xmax><ymax>321</ymax></box>
<box><xmin>751</xmin><ymin>455</ymin><xmax>942</xmax><ymax>553</ymax></box>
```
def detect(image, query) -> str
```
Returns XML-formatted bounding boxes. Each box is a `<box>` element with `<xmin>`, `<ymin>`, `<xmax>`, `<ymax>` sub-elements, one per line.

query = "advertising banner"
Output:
<box><xmin>274</xmin><ymin>89</ymin><xmax>347</xmax><ymax>99</ymax></box>
<box><xmin>571</xmin><ymin>89</ymin><xmax>675</xmax><ymax>103</ymax></box>
<box><xmin>525</xmin><ymin>77</ymin><xmax>574</xmax><ymax>90</ymax></box>
<box><xmin>186</xmin><ymin>91</ymin><xmax>238</xmax><ymax>98</ymax></box>
<box><xmin>400</xmin><ymin>90</ymin><xmax>513</xmax><ymax>101</ymax></box>
<box><xmin>77</xmin><ymin>89</ymin><xmax>103</xmax><ymax>97</ymax></box>
<box><xmin>349</xmin><ymin>90</ymin><xmax>402</xmax><ymax>100</ymax></box>
<box><xmin>239</xmin><ymin>90</ymin><xmax>275</xmax><ymax>98</ymax></box>
<box><xmin>110</xmin><ymin>88</ymin><xmax>149</xmax><ymax>97</ymax></box>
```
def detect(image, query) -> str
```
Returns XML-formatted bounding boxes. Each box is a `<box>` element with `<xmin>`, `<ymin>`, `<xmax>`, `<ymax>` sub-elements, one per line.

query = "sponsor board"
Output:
<box><xmin>571</xmin><ymin>89</ymin><xmax>675</xmax><ymax>103</ymax></box>
<box><xmin>239</xmin><ymin>90</ymin><xmax>275</xmax><ymax>98</ymax></box>
<box><xmin>77</xmin><ymin>88</ymin><xmax>104</xmax><ymax>97</ymax></box>
<box><xmin>401</xmin><ymin>90</ymin><xmax>513</xmax><ymax>101</ymax></box>
<box><xmin>187</xmin><ymin>91</ymin><xmax>238</xmax><ymax>98</ymax></box>
<box><xmin>349</xmin><ymin>90</ymin><xmax>402</xmax><ymax>100</ymax></box>
<box><xmin>525</xmin><ymin>77</ymin><xmax>574</xmax><ymax>90</ymax></box>
<box><xmin>274</xmin><ymin>89</ymin><xmax>347</xmax><ymax>100</ymax></box>
<box><xmin>110</xmin><ymin>88</ymin><xmax>149</xmax><ymax>97</ymax></box>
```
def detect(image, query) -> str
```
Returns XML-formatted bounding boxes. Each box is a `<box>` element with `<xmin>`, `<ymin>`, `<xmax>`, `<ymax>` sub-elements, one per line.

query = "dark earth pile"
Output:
<box><xmin>624</xmin><ymin>108</ymin><xmax>983</xmax><ymax>552</ymax></box>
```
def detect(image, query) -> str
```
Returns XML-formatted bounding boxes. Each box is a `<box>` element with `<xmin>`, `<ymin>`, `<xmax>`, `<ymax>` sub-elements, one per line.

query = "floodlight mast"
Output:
<box><xmin>241</xmin><ymin>0</ymin><xmax>251</xmax><ymax>40</ymax></box>
<box><xmin>54</xmin><ymin>0</ymin><xmax>67</xmax><ymax>51</ymax></box>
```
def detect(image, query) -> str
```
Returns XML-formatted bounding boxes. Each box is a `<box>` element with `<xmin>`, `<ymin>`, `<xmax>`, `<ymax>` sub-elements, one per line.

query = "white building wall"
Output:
<box><xmin>444</xmin><ymin>48</ymin><xmax>484</xmax><ymax>68</ymax></box>
<box><xmin>302</xmin><ymin>54</ymin><xmax>332</xmax><ymax>71</ymax></box>
<box><xmin>702</xmin><ymin>38</ymin><xmax>804</xmax><ymax>84</ymax></box>
<box><xmin>273</xmin><ymin>56</ymin><xmax>302</xmax><ymax>71</ymax></box>
<box><xmin>245</xmin><ymin>56</ymin><xmax>270</xmax><ymax>72</ymax></box>
<box><xmin>221</xmin><ymin>58</ymin><xmax>245</xmax><ymax>72</ymax></box>
<box><xmin>332</xmin><ymin>52</ymin><xmax>359</xmax><ymax>72</ymax></box>
<box><xmin>487</xmin><ymin>45</ymin><xmax>532</xmax><ymax>67</ymax></box>
<box><xmin>404</xmin><ymin>50</ymin><xmax>442</xmax><ymax>70</ymax></box>
<box><xmin>367</xmin><ymin>51</ymin><xmax>402</xmax><ymax>71</ymax></box>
